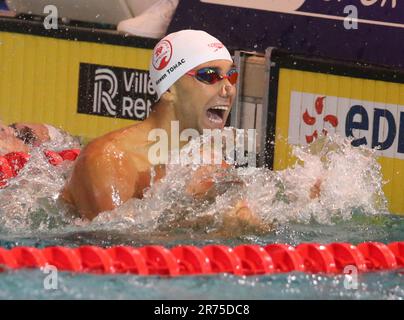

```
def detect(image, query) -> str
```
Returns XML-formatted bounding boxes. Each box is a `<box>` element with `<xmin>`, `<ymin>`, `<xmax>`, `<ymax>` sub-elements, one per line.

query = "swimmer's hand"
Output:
<box><xmin>185</xmin><ymin>164</ymin><xmax>243</xmax><ymax>200</ymax></box>
<box><xmin>157</xmin><ymin>200</ymin><xmax>271</xmax><ymax>236</ymax></box>
<box><xmin>220</xmin><ymin>200</ymin><xmax>271</xmax><ymax>236</ymax></box>
<box><xmin>309</xmin><ymin>178</ymin><xmax>322</xmax><ymax>199</ymax></box>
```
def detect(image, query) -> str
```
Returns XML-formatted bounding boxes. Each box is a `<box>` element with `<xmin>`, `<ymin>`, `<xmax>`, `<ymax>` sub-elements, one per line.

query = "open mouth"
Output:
<box><xmin>206</xmin><ymin>106</ymin><xmax>228</xmax><ymax>125</ymax></box>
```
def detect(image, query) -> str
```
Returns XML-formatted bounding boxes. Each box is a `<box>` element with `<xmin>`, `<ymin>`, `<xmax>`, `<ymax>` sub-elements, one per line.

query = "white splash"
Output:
<box><xmin>92</xmin><ymin>133</ymin><xmax>387</xmax><ymax>233</ymax></box>
<box><xmin>0</xmin><ymin>132</ymin><xmax>387</xmax><ymax>235</ymax></box>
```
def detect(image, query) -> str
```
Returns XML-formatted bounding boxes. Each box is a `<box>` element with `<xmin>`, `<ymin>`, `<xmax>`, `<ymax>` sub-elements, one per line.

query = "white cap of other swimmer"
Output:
<box><xmin>149</xmin><ymin>30</ymin><xmax>233</xmax><ymax>100</ymax></box>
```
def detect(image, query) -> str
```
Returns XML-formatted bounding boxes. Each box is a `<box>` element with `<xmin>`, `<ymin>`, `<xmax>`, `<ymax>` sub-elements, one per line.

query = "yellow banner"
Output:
<box><xmin>0</xmin><ymin>31</ymin><xmax>153</xmax><ymax>140</ymax></box>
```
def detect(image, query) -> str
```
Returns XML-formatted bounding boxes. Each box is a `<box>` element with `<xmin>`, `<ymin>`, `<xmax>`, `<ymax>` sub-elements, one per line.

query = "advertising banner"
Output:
<box><xmin>169</xmin><ymin>0</ymin><xmax>404</xmax><ymax>68</ymax></box>
<box><xmin>78</xmin><ymin>63</ymin><xmax>156</xmax><ymax>121</ymax></box>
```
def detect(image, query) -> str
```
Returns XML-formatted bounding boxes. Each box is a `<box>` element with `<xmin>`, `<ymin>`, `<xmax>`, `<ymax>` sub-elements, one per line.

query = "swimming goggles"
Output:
<box><xmin>186</xmin><ymin>67</ymin><xmax>238</xmax><ymax>85</ymax></box>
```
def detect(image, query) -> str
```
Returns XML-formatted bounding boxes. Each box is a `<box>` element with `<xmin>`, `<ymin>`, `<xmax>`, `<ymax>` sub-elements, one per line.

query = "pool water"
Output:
<box><xmin>0</xmin><ymin>134</ymin><xmax>403</xmax><ymax>299</ymax></box>
<box><xmin>0</xmin><ymin>214</ymin><xmax>403</xmax><ymax>299</ymax></box>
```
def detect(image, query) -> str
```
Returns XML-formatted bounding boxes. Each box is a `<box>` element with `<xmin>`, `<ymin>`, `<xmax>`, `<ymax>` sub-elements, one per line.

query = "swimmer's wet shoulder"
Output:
<box><xmin>62</xmin><ymin>122</ymin><xmax>160</xmax><ymax>220</ymax></box>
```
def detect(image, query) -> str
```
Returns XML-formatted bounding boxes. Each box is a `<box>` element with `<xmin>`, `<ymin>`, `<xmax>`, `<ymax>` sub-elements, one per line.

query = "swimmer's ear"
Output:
<box><xmin>160</xmin><ymin>86</ymin><xmax>176</xmax><ymax>104</ymax></box>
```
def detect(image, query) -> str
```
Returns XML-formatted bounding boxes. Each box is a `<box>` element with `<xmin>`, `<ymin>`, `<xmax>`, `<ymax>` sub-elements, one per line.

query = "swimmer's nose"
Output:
<box><xmin>219</xmin><ymin>82</ymin><xmax>235</xmax><ymax>98</ymax></box>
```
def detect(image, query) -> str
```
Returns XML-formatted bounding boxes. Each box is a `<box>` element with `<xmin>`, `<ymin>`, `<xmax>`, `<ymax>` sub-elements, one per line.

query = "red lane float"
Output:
<box><xmin>138</xmin><ymin>246</ymin><xmax>180</xmax><ymax>276</ymax></box>
<box><xmin>44</xmin><ymin>150</ymin><xmax>64</xmax><ymax>166</ymax></box>
<box><xmin>0</xmin><ymin>157</ymin><xmax>13</xmax><ymax>187</ymax></box>
<box><xmin>0</xmin><ymin>149</ymin><xmax>81</xmax><ymax>188</ymax></box>
<box><xmin>264</xmin><ymin>244</ymin><xmax>305</xmax><ymax>273</ymax></box>
<box><xmin>58</xmin><ymin>149</ymin><xmax>80</xmax><ymax>161</ymax></box>
<box><xmin>42</xmin><ymin>246</ymin><xmax>82</xmax><ymax>272</ymax></box>
<box><xmin>171</xmin><ymin>245</ymin><xmax>212</xmax><ymax>275</ymax></box>
<box><xmin>203</xmin><ymin>245</ymin><xmax>243</xmax><ymax>275</ymax></box>
<box><xmin>295</xmin><ymin>243</ymin><xmax>337</xmax><ymax>274</ymax></box>
<box><xmin>75</xmin><ymin>246</ymin><xmax>114</xmax><ymax>274</ymax></box>
<box><xmin>388</xmin><ymin>242</ymin><xmax>404</xmax><ymax>267</ymax></box>
<box><xmin>234</xmin><ymin>245</ymin><xmax>275</xmax><ymax>275</ymax></box>
<box><xmin>0</xmin><ymin>242</ymin><xmax>402</xmax><ymax>276</ymax></box>
<box><xmin>357</xmin><ymin>242</ymin><xmax>397</xmax><ymax>270</ymax></box>
<box><xmin>107</xmin><ymin>246</ymin><xmax>149</xmax><ymax>275</ymax></box>
<box><xmin>0</xmin><ymin>247</ymin><xmax>18</xmax><ymax>270</ymax></box>
<box><xmin>10</xmin><ymin>247</ymin><xmax>47</xmax><ymax>268</ymax></box>
<box><xmin>327</xmin><ymin>243</ymin><xmax>367</xmax><ymax>272</ymax></box>
<box><xmin>3</xmin><ymin>152</ymin><xmax>30</xmax><ymax>176</ymax></box>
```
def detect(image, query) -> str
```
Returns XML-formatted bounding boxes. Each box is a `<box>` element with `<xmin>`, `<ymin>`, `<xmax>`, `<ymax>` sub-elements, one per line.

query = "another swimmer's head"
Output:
<box><xmin>10</xmin><ymin>123</ymin><xmax>50</xmax><ymax>147</ymax></box>
<box><xmin>149</xmin><ymin>30</ymin><xmax>237</xmax><ymax>132</ymax></box>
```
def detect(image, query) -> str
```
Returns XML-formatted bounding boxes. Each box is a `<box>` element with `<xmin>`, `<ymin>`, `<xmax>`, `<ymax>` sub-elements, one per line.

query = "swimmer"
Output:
<box><xmin>62</xmin><ymin>29</ymin><xmax>266</xmax><ymax>233</ymax></box>
<box><xmin>0</xmin><ymin>122</ymin><xmax>28</xmax><ymax>155</ymax></box>
<box><xmin>9</xmin><ymin>123</ymin><xmax>54</xmax><ymax>147</ymax></box>
<box><xmin>0</xmin><ymin>121</ymin><xmax>80</xmax><ymax>156</ymax></box>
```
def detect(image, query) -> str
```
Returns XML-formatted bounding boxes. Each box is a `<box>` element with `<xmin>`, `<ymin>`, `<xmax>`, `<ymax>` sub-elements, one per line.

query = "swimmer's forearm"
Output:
<box><xmin>185</xmin><ymin>165</ymin><xmax>244</xmax><ymax>199</ymax></box>
<box><xmin>219</xmin><ymin>200</ymin><xmax>271</xmax><ymax>236</ymax></box>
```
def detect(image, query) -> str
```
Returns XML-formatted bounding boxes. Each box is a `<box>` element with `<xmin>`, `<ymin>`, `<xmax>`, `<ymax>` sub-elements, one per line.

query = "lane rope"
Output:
<box><xmin>0</xmin><ymin>242</ymin><xmax>403</xmax><ymax>276</ymax></box>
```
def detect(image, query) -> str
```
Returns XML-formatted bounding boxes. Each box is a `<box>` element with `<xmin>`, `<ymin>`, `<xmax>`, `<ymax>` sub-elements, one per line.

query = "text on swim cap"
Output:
<box><xmin>156</xmin><ymin>58</ymin><xmax>186</xmax><ymax>86</ymax></box>
<box><xmin>167</xmin><ymin>58</ymin><xmax>186</xmax><ymax>75</ymax></box>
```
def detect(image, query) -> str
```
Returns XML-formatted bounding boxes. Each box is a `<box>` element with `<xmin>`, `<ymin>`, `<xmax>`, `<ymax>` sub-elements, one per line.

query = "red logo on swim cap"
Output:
<box><xmin>153</xmin><ymin>40</ymin><xmax>172</xmax><ymax>71</ymax></box>
<box><xmin>208</xmin><ymin>42</ymin><xmax>224</xmax><ymax>52</ymax></box>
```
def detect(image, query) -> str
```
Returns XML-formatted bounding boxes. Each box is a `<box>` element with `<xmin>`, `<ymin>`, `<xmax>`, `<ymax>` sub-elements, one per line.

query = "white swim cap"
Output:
<box><xmin>149</xmin><ymin>29</ymin><xmax>233</xmax><ymax>100</ymax></box>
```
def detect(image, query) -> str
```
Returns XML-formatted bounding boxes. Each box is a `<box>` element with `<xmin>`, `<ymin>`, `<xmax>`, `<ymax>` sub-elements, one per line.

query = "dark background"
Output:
<box><xmin>168</xmin><ymin>0</ymin><xmax>404</xmax><ymax>69</ymax></box>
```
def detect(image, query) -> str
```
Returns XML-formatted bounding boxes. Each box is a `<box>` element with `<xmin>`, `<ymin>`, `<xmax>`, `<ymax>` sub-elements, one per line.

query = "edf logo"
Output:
<box><xmin>345</xmin><ymin>105</ymin><xmax>404</xmax><ymax>153</ymax></box>
<box><xmin>288</xmin><ymin>91</ymin><xmax>404</xmax><ymax>159</ymax></box>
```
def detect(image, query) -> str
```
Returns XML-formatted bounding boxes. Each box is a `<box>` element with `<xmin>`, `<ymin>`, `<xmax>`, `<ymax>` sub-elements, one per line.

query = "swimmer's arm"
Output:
<box><xmin>185</xmin><ymin>163</ymin><xmax>243</xmax><ymax>199</ymax></box>
<box><xmin>220</xmin><ymin>200</ymin><xmax>271</xmax><ymax>236</ymax></box>
<box><xmin>62</xmin><ymin>150</ymin><xmax>139</xmax><ymax>220</ymax></box>
<box><xmin>309</xmin><ymin>178</ymin><xmax>322</xmax><ymax>199</ymax></box>
<box><xmin>185</xmin><ymin>165</ymin><xmax>217</xmax><ymax>199</ymax></box>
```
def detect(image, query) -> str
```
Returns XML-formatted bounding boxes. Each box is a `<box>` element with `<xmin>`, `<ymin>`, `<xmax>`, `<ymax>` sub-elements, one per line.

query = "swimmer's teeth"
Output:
<box><xmin>211</xmin><ymin>106</ymin><xmax>228</xmax><ymax>111</ymax></box>
<box><xmin>207</xmin><ymin>109</ymin><xmax>225</xmax><ymax>123</ymax></box>
<box><xmin>207</xmin><ymin>106</ymin><xmax>228</xmax><ymax>123</ymax></box>
<box><xmin>209</xmin><ymin>115</ymin><xmax>223</xmax><ymax>124</ymax></box>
